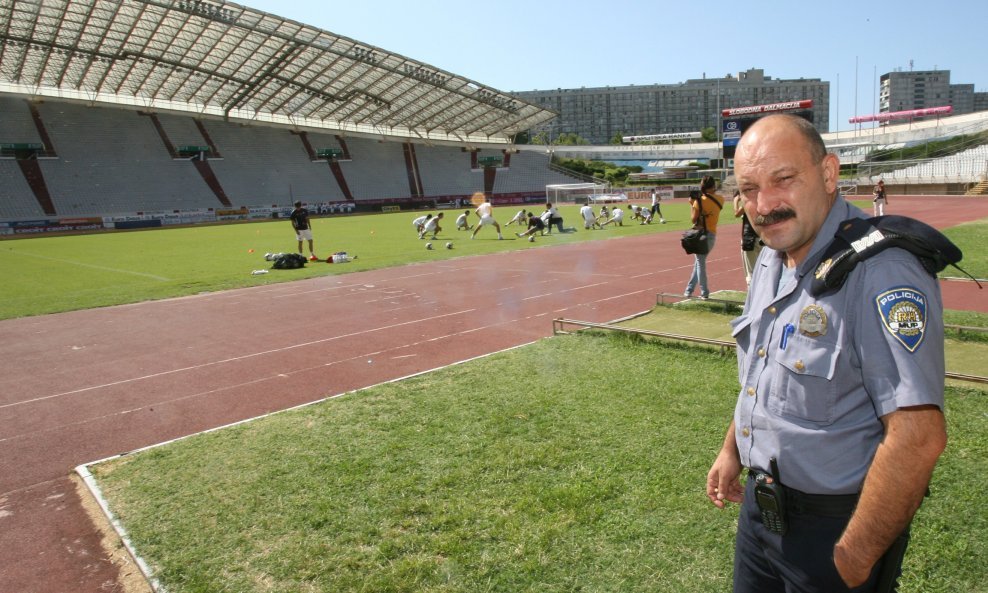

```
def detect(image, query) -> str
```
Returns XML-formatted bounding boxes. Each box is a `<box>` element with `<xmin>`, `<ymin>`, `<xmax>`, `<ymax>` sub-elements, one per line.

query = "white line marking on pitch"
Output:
<box><xmin>5</xmin><ymin>251</ymin><xmax>171</xmax><ymax>281</ymax></box>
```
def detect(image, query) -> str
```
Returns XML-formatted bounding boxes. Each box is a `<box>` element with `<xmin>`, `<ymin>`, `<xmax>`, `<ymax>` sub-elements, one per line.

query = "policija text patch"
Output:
<box><xmin>875</xmin><ymin>286</ymin><xmax>927</xmax><ymax>352</ymax></box>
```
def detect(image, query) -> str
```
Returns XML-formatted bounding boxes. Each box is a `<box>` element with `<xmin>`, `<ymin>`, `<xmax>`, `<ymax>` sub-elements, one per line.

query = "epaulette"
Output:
<box><xmin>810</xmin><ymin>215</ymin><xmax>974</xmax><ymax>297</ymax></box>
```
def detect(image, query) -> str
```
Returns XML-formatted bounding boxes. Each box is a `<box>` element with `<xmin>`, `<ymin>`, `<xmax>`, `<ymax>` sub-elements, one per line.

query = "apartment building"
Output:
<box><xmin>880</xmin><ymin>69</ymin><xmax>983</xmax><ymax>117</ymax></box>
<box><xmin>513</xmin><ymin>68</ymin><xmax>830</xmax><ymax>144</ymax></box>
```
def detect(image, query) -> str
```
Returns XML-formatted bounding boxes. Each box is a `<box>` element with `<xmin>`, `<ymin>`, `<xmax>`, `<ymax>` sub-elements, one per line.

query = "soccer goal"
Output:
<box><xmin>545</xmin><ymin>182</ymin><xmax>610</xmax><ymax>205</ymax></box>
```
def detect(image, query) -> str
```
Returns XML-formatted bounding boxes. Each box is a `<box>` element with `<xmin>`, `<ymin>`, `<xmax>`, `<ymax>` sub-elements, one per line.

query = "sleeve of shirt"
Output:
<box><xmin>849</xmin><ymin>249</ymin><xmax>945</xmax><ymax>417</ymax></box>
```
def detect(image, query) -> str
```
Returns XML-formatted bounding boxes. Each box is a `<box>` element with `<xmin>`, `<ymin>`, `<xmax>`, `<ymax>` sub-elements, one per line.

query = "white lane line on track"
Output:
<box><xmin>5</xmin><ymin>251</ymin><xmax>171</xmax><ymax>281</ymax></box>
<box><xmin>274</xmin><ymin>270</ymin><xmax>448</xmax><ymax>297</ymax></box>
<box><xmin>0</xmin><ymin>285</ymin><xmax>649</xmax><ymax>445</ymax></box>
<box><xmin>1</xmin><ymin>309</ymin><xmax>543</xmax><ymax>444</ymax></box>
<box><xmin>0</xmin><ymin>308</ymin><xmax>475</xmax><ymax>412</ymax></box>
<box><xmin>521</xmin><ymin>281</ymin><xmax>608</xmax><ymax>301</ymax></box>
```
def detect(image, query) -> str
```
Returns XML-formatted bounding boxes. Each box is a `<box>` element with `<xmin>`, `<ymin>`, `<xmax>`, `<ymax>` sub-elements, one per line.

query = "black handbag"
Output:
<box><xmin>681</xmin><ymin>227</ymin><xmax>709</xmax><ymax>254</ymax></box>
<box><xmin>681</xmin><ymin>193</ymin><xmax>719</xmax><ymax>255</ymax></box>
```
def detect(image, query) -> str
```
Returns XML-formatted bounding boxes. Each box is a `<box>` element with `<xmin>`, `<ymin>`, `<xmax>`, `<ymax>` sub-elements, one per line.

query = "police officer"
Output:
<box><xmin>706</xmin><ymin>114</ymin><xmax>947</xmax><ymax>593</ymax></box>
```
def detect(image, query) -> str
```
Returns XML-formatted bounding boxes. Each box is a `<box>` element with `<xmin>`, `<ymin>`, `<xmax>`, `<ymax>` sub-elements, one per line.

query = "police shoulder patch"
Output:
<box><xmin>875</xmin><ymin>286</ymin><xmax>927</xmax><ymax>352</ymax></box>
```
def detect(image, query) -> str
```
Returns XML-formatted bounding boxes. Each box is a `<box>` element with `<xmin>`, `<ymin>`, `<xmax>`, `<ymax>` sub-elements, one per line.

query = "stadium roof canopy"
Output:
<box><xmin>0</xmin><ymin>0</ymin><xmax>557</xmax><ymax>144</ymax></box>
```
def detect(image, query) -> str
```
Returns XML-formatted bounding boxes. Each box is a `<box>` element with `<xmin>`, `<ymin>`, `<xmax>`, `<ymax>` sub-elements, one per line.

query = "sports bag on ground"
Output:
<box><xmin>271</xmin><ymin>253</ymin><xmax>308</xmax><ymax>269</ymax></box>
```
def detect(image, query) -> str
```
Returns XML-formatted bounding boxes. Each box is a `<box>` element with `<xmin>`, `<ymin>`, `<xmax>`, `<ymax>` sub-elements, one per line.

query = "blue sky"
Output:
<box><xmin>245</xmin><ymin>0</ymin><xmax>986</xmax><ymax>133</ymax></box>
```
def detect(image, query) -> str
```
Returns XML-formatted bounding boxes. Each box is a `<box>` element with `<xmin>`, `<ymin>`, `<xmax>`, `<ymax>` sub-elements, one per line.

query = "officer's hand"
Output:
<box><xmin>833</xmin><ymin>542</ymin><xmax>872</xmax><ymax>588</ymax></box>
<box><xmin>706</xmin><ymin>451</ymin><xmax>744</xmax><ymax>508</ymax></box>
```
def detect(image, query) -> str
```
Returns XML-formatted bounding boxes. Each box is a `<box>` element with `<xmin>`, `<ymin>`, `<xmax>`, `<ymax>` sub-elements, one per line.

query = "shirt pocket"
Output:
<box><xmin>770</xmin><ymin>333</ymin><xmax>841</xmax><ymax>424</ymax></box>
<box><xmin>731</xmin><ymin>315</ymin><xmax>753</xmax><ymax>382</ymax></box>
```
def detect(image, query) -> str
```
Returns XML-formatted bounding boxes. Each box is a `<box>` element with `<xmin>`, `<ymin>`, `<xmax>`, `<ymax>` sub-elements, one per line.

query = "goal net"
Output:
<box><xmin>545</xmin><ymin>182</ymin><xmax>610</xmax><ymax>204</ymax></box>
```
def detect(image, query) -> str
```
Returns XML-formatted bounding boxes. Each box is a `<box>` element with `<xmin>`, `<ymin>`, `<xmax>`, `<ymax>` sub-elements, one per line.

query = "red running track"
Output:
<box><xmin>1</xmin><ymin>196</ymin><xmax>986</xmax><ymax>593</ymax></box>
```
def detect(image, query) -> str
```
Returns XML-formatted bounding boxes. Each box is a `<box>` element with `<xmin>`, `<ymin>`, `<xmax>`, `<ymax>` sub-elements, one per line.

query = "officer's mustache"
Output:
<box><xmin>755</xmin><ymin>208</ymin><xmax>796</xmax><ymax>226</ymax></box>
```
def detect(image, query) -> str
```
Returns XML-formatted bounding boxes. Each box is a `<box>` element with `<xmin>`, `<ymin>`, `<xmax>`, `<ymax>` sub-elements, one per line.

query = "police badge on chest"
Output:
<box><xmin>798</xmin><ymin>305</ymin><xmax>828</xmax><ymax>338</ymax></box>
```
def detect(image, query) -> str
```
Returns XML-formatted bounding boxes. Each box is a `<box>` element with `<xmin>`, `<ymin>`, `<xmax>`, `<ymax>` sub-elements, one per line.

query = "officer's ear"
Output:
<box><xmin>821</xmin><ymin>153</ymin><xmax>840</xmax><ymax>195</ymax></box>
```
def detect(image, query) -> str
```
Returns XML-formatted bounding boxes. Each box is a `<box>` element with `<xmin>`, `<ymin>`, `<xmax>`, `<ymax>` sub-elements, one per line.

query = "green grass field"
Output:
<box><xmin>0</xmin><ymin>203</ymin><xmax>698</xmax><ymax>320</ymax></box>
<box><xmin>27</xmin><ymin>201</ymin><xmax>982</xmax><ymax>592</ymax></box>
<box><xmin>89</xmin><ymin>332</ymin><xmax>987</xmax><ymax>593</ymax></box>
<box><xmin>1</xmin><ymin>201</ymin><xmax>985</xmax><ymax>321</ymax></box>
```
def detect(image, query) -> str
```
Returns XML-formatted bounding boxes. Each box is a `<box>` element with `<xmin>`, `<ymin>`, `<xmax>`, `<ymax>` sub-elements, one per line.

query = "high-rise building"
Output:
<box><xmin>512</xmin><ymin>68</ymin><xmax>829</xmax><ymax>144</ymax></box>
<box><xmin>975</xmin><ymin>91</ymin><xmax>988</xmax><ymax>113</ymax></box>
<box><xmin>879</xmin><ymin>69</ymin><xmax>977</xmax><ymax>117</ymax></box>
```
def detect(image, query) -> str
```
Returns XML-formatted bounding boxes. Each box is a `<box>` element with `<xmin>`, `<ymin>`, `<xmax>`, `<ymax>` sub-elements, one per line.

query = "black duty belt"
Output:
<box><xmin>749</xmin><ymin>472</ymin><xmax>859</xmax><ymax>517</ymax></box>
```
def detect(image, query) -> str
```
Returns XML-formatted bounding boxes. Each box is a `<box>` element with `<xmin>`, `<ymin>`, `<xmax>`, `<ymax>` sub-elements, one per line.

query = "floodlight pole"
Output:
<box><xmin>717</xmin><ymin>78</ymin><xmax>724</xmax><ymax>174</ymax></box>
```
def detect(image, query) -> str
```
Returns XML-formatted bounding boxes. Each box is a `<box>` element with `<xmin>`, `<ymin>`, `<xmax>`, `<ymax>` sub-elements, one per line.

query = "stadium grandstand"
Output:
<box><xmin>550</xmin><ymin>109</ymin><xmax>988</xmax><ymax>195</ymax></box>
<box><xmin>0</xmin><ymin>0</ymin><xmax>579</xmax><ymax>231</ymax></box>
<box><xmin>3</xmin><ymin>1</ymin><xmax>988</xmax><ymax>235</ymax></box>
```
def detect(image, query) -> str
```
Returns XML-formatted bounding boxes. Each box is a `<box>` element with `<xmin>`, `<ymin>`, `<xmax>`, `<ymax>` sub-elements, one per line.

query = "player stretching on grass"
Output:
<box><xmin>505</xmin><ymin>208</ymin><xmax>527</xmax><ymax>226</ymax></box>
<box><xmin>580</xmin><ymin>203</ymin><xmax>600</xmax><ymax>229</ymax></box>
<box><xmin>471</xmin><ymin>200</ymin><xmax>504</xmax><ymax>240</ymax></box>
<box><xmin>600</xmin><ymin>206</ymin><xmax>625</xmax><ymax>227</ymax></box>
<box><xmin>516</xmin><ymin>212</ymin><xmax>547</xmax><ymax>238</ymax></box>
<box><xmin>455</xmin><ymin>210</ymin><xmax>472</xmax><ymax>231</ymax></box>
<box><xmin>419</xmin><ymin>212</ymin><xmax>444</xmax><ymax>239</ymax></box>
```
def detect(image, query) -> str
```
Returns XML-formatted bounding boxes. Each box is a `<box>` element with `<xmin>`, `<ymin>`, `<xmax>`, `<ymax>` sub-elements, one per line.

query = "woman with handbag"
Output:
<box><xmin>684</xmin><ymin>175</ymin><xmax>724</xmax><ymax>299</ymax></box>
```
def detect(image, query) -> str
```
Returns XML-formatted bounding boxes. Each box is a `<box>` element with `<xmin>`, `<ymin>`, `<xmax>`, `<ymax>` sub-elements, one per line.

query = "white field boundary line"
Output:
<box><xmin>4</xmin><ymin>250</ymin><xmax>172</xmax><ymax>281</ymax></box>
<box><xmin>71</xmin><ymin>299</ymin><xmax>656</xmax><ymax>593</ymax></box>
<box><xmin>0</xmin><ymin>308</ymin><xmax>475</xmax><ymax>412</ymax></box>
<box><xmin>74</xmin><ymin>338</ymin><xmax>541</xmax><ymax>593</ymax></box>
<box><xmin>941</xmin><ymin>275</ymin><xmax>987</xmax><ymax>283</ymax></box>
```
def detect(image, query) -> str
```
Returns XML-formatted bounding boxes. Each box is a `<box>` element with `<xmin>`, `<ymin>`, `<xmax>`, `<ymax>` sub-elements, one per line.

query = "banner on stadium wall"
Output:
<box><xmin>101</xmin><ymin>209</ymin><xmax>217</xmax><ymax>227</ymax></box>
<box><xmin>179</xmin><ymin>210</ymin><xmax>217</xmax><ymax>224</ymax></box>
<box><xmin>248</xmin><ymin>206</ymin><xmax>278</xmax><ymax>219</ymax></box>
<box><xmin>623</xmin><ymin>131</ymin><xmax>702</xmax><ymax>143</ymax></box>
<box><xmin>493</xmin><ymin>194</ymin><xmax>545</xmax><ymax>205</ymax></box>
<box><xmin>114</xmin><ymin>219</ymin><xmax>163</xmax><ymax>230</ymax></box>
<box><xmin>2</xmin><ymin>219</ymin><xmax>106</xmax><ymax>234</ymax></box>
<box><xmin>58</xmin><ymin>217</ymin><xmax>104</xmax><ymax>226</ymax></box>
<box><xmin>157</xmin><ymin>213</ymin><xmax>185</xmax><ymax>226</ymax></box>
<box><xmin>721</xmin><ymin>100</ymin><xmax>813</xmax><ymax>118</ymax></box>
<box><xmin>216</xmin><ymin>207</ymin><xmax>250</xmax><ymax>221</ymax></box>
<box><xmin>848</xmin><ymin>106</ymin><xmax>952</xmax><ymax>124</ymax></box>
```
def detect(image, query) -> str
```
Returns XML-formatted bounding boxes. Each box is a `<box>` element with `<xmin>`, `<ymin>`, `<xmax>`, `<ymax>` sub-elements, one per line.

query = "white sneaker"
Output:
<box><xmin>660</xmin><ymin>219</ymin><xmax>666</xmax><ymax>224</ymax></box>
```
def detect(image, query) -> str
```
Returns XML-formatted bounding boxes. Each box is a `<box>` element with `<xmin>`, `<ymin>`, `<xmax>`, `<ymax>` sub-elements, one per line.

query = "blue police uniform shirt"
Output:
<box><xmin>730</xmin><ymin>195</ymin><xmax>945</xmax><ymax>495</ymax></box>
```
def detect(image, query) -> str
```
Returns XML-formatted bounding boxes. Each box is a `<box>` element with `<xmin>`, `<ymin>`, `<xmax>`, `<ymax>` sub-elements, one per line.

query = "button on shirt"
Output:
<box><xmin>730</xmin><ymin>196</ymin><xmax>945</xmax><ymax>495</ymax></box>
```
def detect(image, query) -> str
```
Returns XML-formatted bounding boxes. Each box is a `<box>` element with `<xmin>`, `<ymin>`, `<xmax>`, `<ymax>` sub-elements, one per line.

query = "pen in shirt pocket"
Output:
<box><xmin>779</xmin><ymin>323</ymin><xmax>795</xmax><ymax>350</ymax></box>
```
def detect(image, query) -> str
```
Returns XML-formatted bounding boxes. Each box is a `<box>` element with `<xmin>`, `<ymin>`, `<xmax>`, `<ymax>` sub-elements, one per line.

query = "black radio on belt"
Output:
<box><xmin>754</xmin><ymin>457</ymin><xmax>788</xmax><ymax>535</ymax></box>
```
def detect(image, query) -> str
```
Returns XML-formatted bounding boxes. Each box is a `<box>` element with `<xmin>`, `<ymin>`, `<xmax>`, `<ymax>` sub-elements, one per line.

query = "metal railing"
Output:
<box><xmin>552</xmin><ymin>317</ymin><xmax>988</xmax><ymax>386</ymax></box>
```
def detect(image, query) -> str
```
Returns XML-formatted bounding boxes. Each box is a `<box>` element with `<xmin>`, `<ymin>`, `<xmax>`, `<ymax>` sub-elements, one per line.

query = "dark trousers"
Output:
<box><xmin>734</xmin><ymin>478</ymin><xmax>882</xmax><ymax>593</ymax></box>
